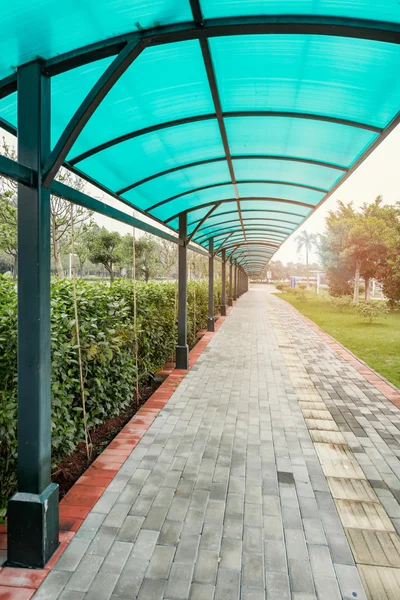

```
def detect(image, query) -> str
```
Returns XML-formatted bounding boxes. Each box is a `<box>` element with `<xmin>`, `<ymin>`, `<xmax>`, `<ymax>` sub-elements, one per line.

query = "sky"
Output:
<box><xmin>2</xmin><ymin>123</ymin><xmax>400</xmax><ymax>266</ymax></box>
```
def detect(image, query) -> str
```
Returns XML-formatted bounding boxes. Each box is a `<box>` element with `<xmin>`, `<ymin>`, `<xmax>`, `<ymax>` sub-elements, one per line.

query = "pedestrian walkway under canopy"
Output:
<box><xmin>1</xmin><ymin>0</ymin><xmax>400</xmax><ymax>575</ymax></box>
<box><xmin>22</xmin><ymin>286</ymin><xmax>400</xmax><ymax>600</ymax></box>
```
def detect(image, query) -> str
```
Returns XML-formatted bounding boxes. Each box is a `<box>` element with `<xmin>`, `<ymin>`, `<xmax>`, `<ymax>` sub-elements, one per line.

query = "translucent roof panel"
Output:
<box><xmin>0</xmin><ymin>1</ymin><xmax>192</xmax><ymax>81</ymax></box>
<box><xmin>201</xmin><ymin>0</ymin><xmax>400</xmax><ymax>22</ymax></box>
<box><xmin>150</xmin><ymin>184</ymin><xmax>236</xmax><ymax>221</ymax></box>
<box><xmin>123</xmin><ymin>161</ymin><xmax>231</xmax><ymax>211</ymax></box>
<box><xmin>211</xmin><ymin>36</ymin><xmax>400</xmax><ymax>129</ymax></box>
<box><xmin>77</xmin><ymin>120</ymin><xmax>225</xmax><ymax>193</ymax></box>
<box><xmin>236</xmin><ymin>183</ymin><xmax>324</xmax><ymax>206</ymax></box>
<box><xmin>225</xmin><ymin>117</ymin><xmax>377</xmax><ymax>167</ymax></box>
<box><xmin>232</xmin><ymin>158</ymin><xmax>341</xmax><ymax>191</ymax></box>
<box><xmin>68</xmin><ymin>42</ymin><xmax>215</xmax><ymax>160</ymax></box>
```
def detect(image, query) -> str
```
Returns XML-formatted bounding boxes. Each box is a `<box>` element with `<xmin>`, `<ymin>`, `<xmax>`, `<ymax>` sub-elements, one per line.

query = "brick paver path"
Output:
<box><xmin>34</xmin><ymin>285</ymin><xmax>400</xmax><ymax>600</ymax></box>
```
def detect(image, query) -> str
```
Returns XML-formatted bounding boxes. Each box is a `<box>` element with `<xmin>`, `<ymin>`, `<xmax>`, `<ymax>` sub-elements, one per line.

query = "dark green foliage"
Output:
<box><xmin>0</xmin><ymin>276</ymin><xmax>222</xmax><ymax>515</ymax></box>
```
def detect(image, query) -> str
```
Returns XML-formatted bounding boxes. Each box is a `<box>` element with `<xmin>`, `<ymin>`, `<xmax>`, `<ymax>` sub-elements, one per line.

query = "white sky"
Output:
<box><xmin>2</xmin><ymin>123</ymin><xmax>400</xmax><ymax>265</ymax></box>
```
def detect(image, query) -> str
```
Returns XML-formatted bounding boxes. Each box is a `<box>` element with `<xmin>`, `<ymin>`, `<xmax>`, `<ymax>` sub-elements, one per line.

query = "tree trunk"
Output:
<box><xmin>353</xmin><ymin>260</ymin><xmax>361</xmax><ymax>303</ymax></box>
<box><xmin>51</xmin><ymin>214</ymin><xmax>64</xmax><ymax>277</ymax></box>
<box><xmin>13</xmin><ymin>255</ymin><xmax>18</xmax><ymax>280</ymax></box>
<box><xmin>108</xmin><ymin>263</ymin><xmax>114</xmax><ymax>283</ymax></box>
<box><xmin>365</xmin><ymin>277</ymin><xmax>370</xmax><ymax>301</ymax></box>
<box><xmin>306</xmin><ymin>246</ymin><xmax>309</xmax><ymax>289</ymax></box>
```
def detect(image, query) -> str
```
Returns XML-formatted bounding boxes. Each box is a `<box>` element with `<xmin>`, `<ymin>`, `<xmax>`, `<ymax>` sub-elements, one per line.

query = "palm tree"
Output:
<box><xmin>295</xmin><ymin>230</ymin><xmax>317</xmax><ymax>288</ymax></box>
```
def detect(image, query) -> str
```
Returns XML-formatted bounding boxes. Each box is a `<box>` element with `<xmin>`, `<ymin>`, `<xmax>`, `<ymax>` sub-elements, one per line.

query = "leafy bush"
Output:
<box><xmin>276</xmin><ymin>283</ymin><xmax>291</xmax><ymax>292</ymax></box>
<box><xmin>0</xmin><ymin>276</ymin><xmax>224</xmax><ymax>515</ymax></box>
<box><xmin>355</xmin><ymin>300</ymin><xmax>388</xmax><ymax>324</ymax></box>
<box><xmin>329</xmin><ymin>295</ymin><xmax>354</xmax><ymax>313</ymax></box>
<box><xmin>297</xmin><ymin>282</ymin><xmax>307</xmax><ymax>290</ymax></box>
<box><xmin>293</xmin><ymin>288</ymin><xmax>307</xmax><ymax>302</ymax></box>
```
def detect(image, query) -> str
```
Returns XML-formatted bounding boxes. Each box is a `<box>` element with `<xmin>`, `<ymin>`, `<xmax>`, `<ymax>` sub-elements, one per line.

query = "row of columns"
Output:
<box><xmin>176</xmin><ymin>212</ymin><xmax>249</xmax><ymax>370</ymax></box>
<box><xmin>8</xmin><ymin>63</ymin><xmax>248</xmax><ymax>568</ymax></box>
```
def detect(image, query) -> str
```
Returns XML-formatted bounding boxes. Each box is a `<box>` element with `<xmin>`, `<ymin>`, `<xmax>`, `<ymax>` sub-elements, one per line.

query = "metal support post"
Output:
<box><xmin>176</xmin><ymin>213</ymin><xmax>189</xmax><ymax>369</ymax></box>
<box><xmin>7</xmin><ymin>61</ymin><xmax>59</xmax><ymax>568</ymax></box>
<box><xmin>228</xmin><ymin>259</ymin><xmax>233</xmax><ymax>306</ymax></box>
<box><xmin>208</xmin><ymin>238</ymin><xmax>215</xmax><ymax>332</ymax></box>
<box><xmin>221</xmin><ymin>249</ymin><xmax>227</xmax><ymax>316</ymax></box>
<box><xmin>233</xmin><ymin>263</ymin><xmax>238</xmax><ymax>301</ymax></box>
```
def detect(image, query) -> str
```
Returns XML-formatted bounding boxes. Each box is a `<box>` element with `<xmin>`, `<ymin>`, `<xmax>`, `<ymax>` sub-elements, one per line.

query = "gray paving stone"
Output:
<box><xmin>88</xmin><ymin>527</ymin><xmax>118</xmax><ymax>556</ymax></box>
<box><xmin>193</xmin><ymin>549</ymin><xmax>219</xmax><ymax>584</ymax></box>
<box><xmin>85</xmin><ymin>572</ymin><xmax>119</xmax><ymax>600</ymax></box>
<box><xmin>32</xmin><ymin>570</ymin><xmax>71</xmax><ymax>599</ymax></box>
<box><xmin>266</xmin><ymin>571</ymin><xmax>290</xmax><ymax>600</ymax></box>
<box><xmin>165</xmin><ymin>562</ymin><xmax>194</xmax><ymax>599</ymax></box>
<box><xmin>242</xmin><ymin>552</ymin><xmax>264</xmax><ymax>588</ymax></box>
<box><xmin>146</xmin><ymin>545</ymin><xmax>175</xmax><ymax>579</ymax></box>
<box><xmin>137</xmin><ymin>578</ymin><xmax>166</xmax><ymax>600</ymax></box>
<box><xmin>214</xmin><ymin>567</ymin><xmax>240</xmax><ymax>600</ymax></box>
<box><xmin>189</xmin><ymin>583</ymin><xmax>215</xmax><ymax>600</ymax></box>
<box><xmin>100</xmin><ymin>541</ymin><xmax>133</xmax><ymax>575</ymax></box>
<box><xmin>65</xmin><ymin>554</ymin><xmax>104</xmax><ymax>592</ymax></box>
<box><xmin>264</xmin><ymin>540</ymin><xmax>287</xmax><ymax>573</ymax></box>
<box><xmin>54</xmin><ymin>538</ymin><xmax>91</xmax><ymax>572</ymax></box>
<box><xmin>220</xmin><ymin>537</ymin><xmax>242</xmax><ymax>570</ymax></box>
<box><xmin>288</xmin><ymin>558</ymin><xmax>315</xmax><ymax>595</ymax></box>
<box><xmin>334</xmin><ymin>563</ymin><xmax>368</xmax><ymax>600</ymax></box>
<box><xmin>117</xmin><ymin>515</ymin><xmax>144</xmax><ymax>542</ymax></box>
<box><xmin>114</xmin><ymin>557</ymin><xmax>149</xmax><ymax>597</ymax></box>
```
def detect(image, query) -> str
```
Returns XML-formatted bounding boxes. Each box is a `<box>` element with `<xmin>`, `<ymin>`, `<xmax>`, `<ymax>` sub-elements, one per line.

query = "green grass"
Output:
<box><xmin>278</xmin><ymin>292</ymin><xmax>400</xmax><ymax>389</ymax></box>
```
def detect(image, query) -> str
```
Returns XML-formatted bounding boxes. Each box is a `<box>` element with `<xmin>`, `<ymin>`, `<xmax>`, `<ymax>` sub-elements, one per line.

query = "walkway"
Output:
<box><xmin>33</xmin><ymin>285</ymin><xmax>400</xmax><ymax>600</ymax></box>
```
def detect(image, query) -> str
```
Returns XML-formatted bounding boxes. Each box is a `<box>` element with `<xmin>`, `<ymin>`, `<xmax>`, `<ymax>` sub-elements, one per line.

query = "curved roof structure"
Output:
<box><xmin>1</xmin><ymin>1</ymin><xmax>400</xmax><ymax>275</ymax></box>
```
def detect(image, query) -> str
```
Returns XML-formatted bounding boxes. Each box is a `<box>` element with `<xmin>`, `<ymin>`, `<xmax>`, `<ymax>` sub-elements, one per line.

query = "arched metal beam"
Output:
<box><xmin>70</xmin><ymin>111</ymin><xmax>380</xmax><ymax>165</ymax></box>
<box><xmin>191</xmin><ymin>217</ymin><xmax>299</xmax><ymax>237</ymax></box>
<box><xmin>39</xmin><ymin>16</ymin><xmax>400</xmax><ymax>81</ymax></box>
<box><xmin>118</xmin><ymin>155</ymin><xmax>346</xmax><ymax>196</ymax></box>
<box><xmin>201</xmin><ymin>228</ymin><xmax>290</xmax><ymax>243</ymax></box>
<box><xmin>147</xmin><ymin>179</ymin><xmax>326</xmax><ymax>213</ymax></box>
<box><xmin>42</xmin><ymin>39</ymin><xmax>145</xmax><ymax>187</ymax></box>
<box><xmin>188</xmin><ymin>208</ymin><xmax>304</xmax><ymax>227</ymax></box>
<box><xmin>164</xmin><ymin>197</ymin><xmax>314</xmax><ymax>224</ymax></box>
<box><xmin>195</xmin><ymin>226</ymin><xmax>291</xmax><ymax>246</ymax></box>
<box><xmin>224</xmin><ymin>241</ymin><xmax>280</xmax><ymax>252</ymax></box>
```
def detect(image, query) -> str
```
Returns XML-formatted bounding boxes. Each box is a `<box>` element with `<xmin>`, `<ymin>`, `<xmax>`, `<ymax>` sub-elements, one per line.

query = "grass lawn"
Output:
<box><xmin>278</xmin><ymin>293</ymin><xmax>400</xmax><ymax>389</ymax></box>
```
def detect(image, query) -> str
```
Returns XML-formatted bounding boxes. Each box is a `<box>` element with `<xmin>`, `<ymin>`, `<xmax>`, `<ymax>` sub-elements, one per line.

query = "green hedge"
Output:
<box><xmin>0</xmin><ymin>276</ymin><xmax>225</xmax><ymax>516</ymax></box>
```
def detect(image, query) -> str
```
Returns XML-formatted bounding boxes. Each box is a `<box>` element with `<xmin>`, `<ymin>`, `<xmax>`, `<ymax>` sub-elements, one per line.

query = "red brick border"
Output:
<box><xmin>282</xmin><ymin>299</ymin><xmax>400</xmax><ymax>408</ymax></box>
<box><xmin>0</xmin><ymin>307</ymin><xmax>234</xmax><ymax>598</ymax></box>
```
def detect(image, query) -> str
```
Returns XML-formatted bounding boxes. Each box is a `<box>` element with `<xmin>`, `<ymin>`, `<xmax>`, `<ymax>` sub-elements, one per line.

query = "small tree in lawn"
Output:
<box><xmin>295</xmin><ymin>230</ymin><xmax>317</xmax><ymax>288</ymax></box>
<box><xmin>87</xmin><ymin>228</ymin><xmax>122</xmax><ymax>282</ymax></box>
<box><xmin>344</xmin><ymin>215</ymin><xmax>389</xmax><ymax>304</ymax></box>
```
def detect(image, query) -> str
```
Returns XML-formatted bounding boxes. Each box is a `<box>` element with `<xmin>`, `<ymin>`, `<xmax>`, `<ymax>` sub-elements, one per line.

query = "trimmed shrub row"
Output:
<box><xmin>0</xmin><ymin>276</ymin><xmax>225</xmax><ymax>515</ymax></box>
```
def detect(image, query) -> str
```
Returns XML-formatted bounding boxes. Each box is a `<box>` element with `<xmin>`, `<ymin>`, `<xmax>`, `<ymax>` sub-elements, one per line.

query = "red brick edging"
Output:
<box><xmin>282</xmin><ymin>299</ymin><xmax>400</xmax><ymax>408</ymax></box>
<box><xmin>0</xmin><ymin>307</ymin><xmax>233</xmax><ymax>598</ymax></box>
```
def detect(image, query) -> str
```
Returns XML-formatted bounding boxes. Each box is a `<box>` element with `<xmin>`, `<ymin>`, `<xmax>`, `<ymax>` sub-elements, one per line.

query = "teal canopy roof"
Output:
<box><xmin>1</xmin><ymin>1</ymin><xmax>400</xmax><ymax>274</ymax></box>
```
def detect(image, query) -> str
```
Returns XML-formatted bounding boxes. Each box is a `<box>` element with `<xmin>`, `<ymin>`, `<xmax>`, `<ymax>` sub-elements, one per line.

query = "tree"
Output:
<box><xmin>159</xmin><ymin>239</ymin><xmax>177</xmax><ymax>279</ymax></box>
<box><xmin>86</xmin><ymin>228</ymin><xmax>122</xmax><ymax>282</ymax></box>
<box><xmin>51</xmin><ymin>169</ymin><xmax>93</xmax><ymax>277</ymax></box>
<box><xmin>135</xmin><ymin>236</ymin><xmax>161</xmax><ymax>282</ymax></box>
<box><xmin>320</xmin><ymin>198</ymin><xmax>395</xmax><ymax>302</ymax></box>
<box><xmin>0</xmin><ymin>140</ymin><xmax>17</xmax><ymax>277</ymax></box>
<box><xmin>73</xmin><ymin>224</ymin><xmax>96</xmax><ymax>277</ymax></box>
<box><xmin>0</xmin><ymin>138</ymin><xmax>93</xmax><ymax>278</ymax></box>
<box><xmin>295</xmin><ymin>230</ymin><xmax>317</xmax><ymax>288</ymax></box>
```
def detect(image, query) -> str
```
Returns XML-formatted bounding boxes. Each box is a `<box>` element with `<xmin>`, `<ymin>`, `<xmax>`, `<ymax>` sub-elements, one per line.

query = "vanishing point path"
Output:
<box><xmin>34</xmin><ymin>285</ymin><xmax>400</xmax><ymax>600</ymax></box>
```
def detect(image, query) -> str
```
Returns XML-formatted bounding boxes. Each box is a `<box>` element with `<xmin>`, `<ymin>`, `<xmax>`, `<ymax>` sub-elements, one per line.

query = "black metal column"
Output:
<box><xmin>176</xmin><ymin>213</ymin><xmax>189</xmax><ymax>369</ymax></box>
<box><xmin>228</xmin><ymin>259</ymin><xmax>233</xmax><ymax>306</ymax></box>
<box><xmin>7</xmin><ymin>61</ymin><xmax>59</xmax><ymax>569</ymax></box>
<box><xmin>221</xmin><ymin>249</ymin><xmax>227</xmax><ymax>316</ymax></box>
<box><xmin>233</xmin><ymin>263</ymin><xmax>238</xmax><ymax>301</ymax></box>
<box><xmin>208</xmin><ymin>238</ymin><xmax>214</xmax><ymax>332</ymax></box>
